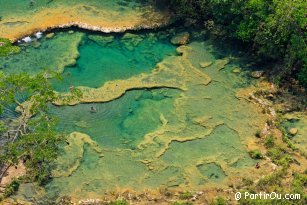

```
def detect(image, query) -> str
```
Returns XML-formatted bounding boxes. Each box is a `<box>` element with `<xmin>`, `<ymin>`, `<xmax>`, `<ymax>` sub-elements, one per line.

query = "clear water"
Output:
<box><xmin>282</xmin><ymin>114</ymin><xmax>307</xmax><ymax>154</ymax></box>
<box><xmin>52</xmin><ymin>33</ymin><xmax>176</xmax><ymax>91</ymax></box>
<box><xmin>0</xmin><ymin>31</ymin><xmax>176</xmax><ymax>91</ymax></box>
<box><xmin>0</xmin><ymin>0</ymin><xmax>145</xmax><ymax>18</ymax></box>
<box><xmin>49</xmin><ymin>88</ymin><xmax>180</xmax><ymax>149</ymax></box>
<box><xmin>2</xmin><ymin>29</ymin><xmax>269</xmax><ymax>202</ymax></box>
<box><xmin>0</xmin><ymin>32</ymin><xmax>83</xmax><ymax>74</ymax></box>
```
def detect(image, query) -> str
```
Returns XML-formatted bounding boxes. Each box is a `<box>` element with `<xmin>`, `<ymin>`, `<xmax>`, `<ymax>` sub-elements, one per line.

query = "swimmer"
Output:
<box><xmin>90</xmin><ymin>106</ymin><xmax>97</xmax><ymax>113</ymax></box>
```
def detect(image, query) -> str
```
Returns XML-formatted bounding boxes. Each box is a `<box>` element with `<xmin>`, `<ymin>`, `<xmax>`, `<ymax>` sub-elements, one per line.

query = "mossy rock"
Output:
<box><xmin>232</xmin><ymin>67</ymin><xmax>241</xmax><ymax>73</ymax></box>
<box><xmin>249</xmin><ymin>71</ymin><xmax>264</xmax><ymax>78</ymax></box>
<box><xmin>289</xmin><ymin>128</ymin><xmax>298</xmax><ymax>136</ymax></box>
<box><xmin>88</xmin><ymin>35</ymin><xmax>114</xmax><ymax>46</ymax></box>
<box><xmin>46</xmin><ymin>33</ymin><xmax>55</xmax><ymax>39</ymax></box>
<box><xmin>171</xmin><ymin>32</ymin><xmax>190</xmax><ymax>45</ymax></box>
<box><xmin>0</xmin><ymin>38</ymin><xmax>20</xmax><ymax>56</ymax></box>
<box><xmin>121</xmin><ymin>33</ymin><xmax>143</xmax><ymax>48</ymax></box>
<box><xmin>199</xmin><ymin>61</ymin><xmax>213</xmax><ymax>68</ymax></box>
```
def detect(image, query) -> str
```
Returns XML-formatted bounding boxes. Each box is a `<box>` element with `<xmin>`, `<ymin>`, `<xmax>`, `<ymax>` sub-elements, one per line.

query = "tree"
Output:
<box><xmin>164</xmin><ymin>0</ymin><xmax>307</xmax><ymax>87</ymax></box>
<box><xmin>0</xmin><ymin>72</ymin><xmax>59</xmax><ymax>185</ymax></box>
<box><xmin>0</xmin><ymin>38</ymin><xmax>20</xmax><ymax>56</ymax></box>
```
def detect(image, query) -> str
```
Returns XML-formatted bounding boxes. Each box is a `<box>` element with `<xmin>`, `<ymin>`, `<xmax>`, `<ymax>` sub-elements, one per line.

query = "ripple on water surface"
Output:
<box><xmin>49</xmin><ymin>88</ymin><xmax>180</xmax><ymax>149</ymax></box>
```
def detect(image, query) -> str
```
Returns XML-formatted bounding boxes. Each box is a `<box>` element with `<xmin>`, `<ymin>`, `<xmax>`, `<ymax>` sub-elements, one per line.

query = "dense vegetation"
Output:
<box><xmin>0</xmin><ymin>38</ymin><xmax>20</xmax><ymax>56</ymax></box>
<box><xmin>0</xmin><ymin>72</ymin><xmax>61</xmax><ymax>199</ymax></box>
<box><xmin>0</xmin><ymin>71</ymin><xmax>82</xmax><ymax>200</ymax></box>
<box><xmin>163</xmin><ymin>0</ymin><xmax>306</xmax><ymax>87</ymax></box>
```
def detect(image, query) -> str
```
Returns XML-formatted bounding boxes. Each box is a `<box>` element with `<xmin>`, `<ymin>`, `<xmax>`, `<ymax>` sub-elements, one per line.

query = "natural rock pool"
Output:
<box><xmin>1</xmin><ymin>27</ymin><xmax>272</xmax><ymax>202</ymax></box>
<box><xmin>0</xmin><ymin>0</ymin><xmax>278</xmax><ymax>199</ymax></box>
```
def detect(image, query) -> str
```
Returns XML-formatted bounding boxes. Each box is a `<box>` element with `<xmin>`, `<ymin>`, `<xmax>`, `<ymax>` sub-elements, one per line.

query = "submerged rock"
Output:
<box><xmin>88</xmin><ymin>35</ymin><xmax>114</xmax><ymax>46</ymax></box>
<box><xmin>32</xmin><ymin>41</ymin><xmax>41</xmax><ymax>48</ymax></box>
<box><xmin>46</xmin><ymin>32</ymin><xmax>55</xmax><ymax>39</ymax></box>
<box><xmin>232</xmin><ymin>68</ymin><xmax>241</xmax><ymax>73</ymax></box>
<box><xmin>121</xmin><ymin>33</ymin><xmax>144</xmax><ymax>50</ymax></box>
<box><xmin>199</xmin><ymin>61</ymin><xmax>213</xmax><ymax>68</ymax></box>
<box><xmin>250</xmin><ymin>71</ymin><xmax>264</xmax><ymax>78</ymax></box>
<box><xmin>171</xmin><ymin>32</ymin><xmax>190</xmax><ymax>45</ymax></box>
<box><xmin>289</xmin><ymin>128</ymin><xmax>298</xmax><ymax>136</ymax></box>
<box><xmin>122</xmin><ymin>33</ymin><xmax>143</xmax><ymax>44</ymax></box>
<box><xmin>184</xmin><ymin>18</ymin><xmax>197</xmax><ymax>27</ymax></box>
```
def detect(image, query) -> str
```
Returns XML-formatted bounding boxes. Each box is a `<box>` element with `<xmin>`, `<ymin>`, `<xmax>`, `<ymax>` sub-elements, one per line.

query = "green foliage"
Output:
<box><xmin>267</xmin><ymin>147</ymin><xmax>292</xmax><ymax>168</ymax></box>
<box><xmin>242</xmin><ymin>178</ymin><xmax>254</xmax><ymax>187</ymax></box>
<box><xmin>109</xmin><ymin>200</ymin><xmax>129</xmax><ymax>205</ymax></box>
<box><xmin>242</xmin><ymin>170</ymin><xmax>307</xmax><ymax>204</ymax></box>
<box><xmin>4</xmin><ymin>178</ymin><xmax>20</xmax><ymax>197</ymax></box>
<box><xmin>179</xmin><ymin>191</ymin><xmax>193</xmax><ymax>200</ymax></box>
<box><xmin>0</xmin><ymin>38</ymin><xmax>20</xmax><ymax>56</ymax></box>
<box><xmin>298</xmin><ymin>64</ymin><xmax>307</xmax><ymax>87</ymax></box>
<box><xmin>257</xmin><ymin>169</ymin><xmax>285</xmax><ymax>191</ymax></box>
<box><xmin>291</xmin><ymin>172</ymin><xmax>307</xmax><ymax>195</ymax></box>
<box><xmin>264</xmin><ymin>135</ymin><xmax>275</xmax><ymax>148</ymax></box>
<box><xmin>211</xmin><ymin>196</ymin><xmax>227</xmax><ymax>205</ymax></box>
<box><xmin>248</xmin><ymin>150</ymin><xmax>263</xmax><ymax>159</ymax></box>
<box><xmin>0</xmin><ymin>72</ymin><xmax>60</xmax><ymax>185</ymax></box>
<box><xmin>172</xmin><ymin>202</ymin><xmax>193</xmax><ymax>205</ymax></box>
<box><xmin>166</xmin><ymin>0</ymin><xmax>307</xmax><ymax>87</ymax></box>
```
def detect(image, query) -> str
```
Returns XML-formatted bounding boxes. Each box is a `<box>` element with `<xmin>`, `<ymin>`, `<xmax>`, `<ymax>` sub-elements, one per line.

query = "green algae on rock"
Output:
<box><xmin>52</xmin><ymin>32</ymin><xmax>177</xmax><ymax>92</ymax></box>
<box><xmin>49</xmin><ymin>89</ymin><xmax>180</xmax><ymax>149</ymax></box>
<box><xmin>170</xmin><ymin>32</ymin><xmax>190</xmax><ymax>45</ymax></box>
<box><xmin>0</xmin><ymin>32</ymin><xmax>83</xmax><ymax>74</ymax></box>
<box><xmin>282</xmin><ymin>112</ymin><xmax>307</xmax><ymax>154</ymax></box>
<box><xmin>0</xmin><ymin>24</ymin><xmax>275</xmax><ymax>203</ymax></box>
<box><xmin>0</xmin><ymin>0</ymin><xmax>171</xmax><ymax>41</ymax></box>
<box><xmin>52</xmin><ymin>132</ymin><xmax>104</xmax><ymax>178</ymax></box>
<box><xmin>41</xmin><ymin>39</ymin><xmax>271</xmax><ymax>202</ymax></box>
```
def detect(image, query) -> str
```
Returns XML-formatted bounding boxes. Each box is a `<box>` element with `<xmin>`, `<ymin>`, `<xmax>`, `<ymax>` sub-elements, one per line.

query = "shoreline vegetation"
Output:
<box><xmin>160</xmin><ymin>0</ymin><xmax>306</xmax><ymax>88</ymax></box>
<box><xmin>0</xmin><ymin>0</ymin><xmax>306</xmax><ymax>204</ymax></box>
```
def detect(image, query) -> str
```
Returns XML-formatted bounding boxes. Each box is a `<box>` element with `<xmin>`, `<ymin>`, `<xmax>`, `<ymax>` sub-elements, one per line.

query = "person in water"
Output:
<box><xmin>90</xmin><ymin>106</ymin><xmax>97</xmax><ymax>113</ymax></box>
<box><xmin>29</xmin><ymin>0</ymin><xmax>35</xmax><ymax>7</ymax></box>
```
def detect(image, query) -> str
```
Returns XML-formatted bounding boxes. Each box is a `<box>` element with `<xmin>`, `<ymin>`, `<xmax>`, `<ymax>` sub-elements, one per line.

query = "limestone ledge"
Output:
<box><xmin>50</xmin><ymin>42</ymin><xmax>272</xmax><ymax>196</ymax></box>
<box><xmin>52</xmin><ymin>132</ymin><xmax>103</xmax><ymax>178</ymax></box>
<box><xmin>0</xmin><ymin>4</ymin><xmax>171</xmax><ymax>42</ymax></box>
<box><xmin>53</xmin><ymin>46</ymin><xmax>212</xmax><ymax>105</ymax></box>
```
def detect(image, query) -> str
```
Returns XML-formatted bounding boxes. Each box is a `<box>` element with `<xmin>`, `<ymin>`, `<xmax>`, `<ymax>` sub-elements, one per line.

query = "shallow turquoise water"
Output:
<box><xmin>0</xmin><ymin>31</ymin><xmax>176</xmax><ymax>91</ymax></box>
<box><xmin>0</xmin><ymin>32</ymin><xmax>83</xmax><ymax>75</ymax></box>
<box><xmin>49</xmin><ymin>88</ymin><xmax>180</xmax><ymax>148</ymax></box>
<box><xmin>52</xmin><ymin>33</ymin><xmax>176</xmax><ymax>91</ymax></box>
<box><xmin>0</xmin><ymin>0</ymin><xmax>145</xmax><ymax>18</ymax></box>
<box><xmin>282</xmin><ymin>117</ymin><xmax>307</xmax><ymax>154</ymax></box>
<box><xmin>1</xmin><ymin>28</ymin><xmax>268</xmax><ymax>202</ymax></box>
<box><xmin>0</xmin><ymin>32</ymin><xmax>176</xmax><ymax>91</ymax></box>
